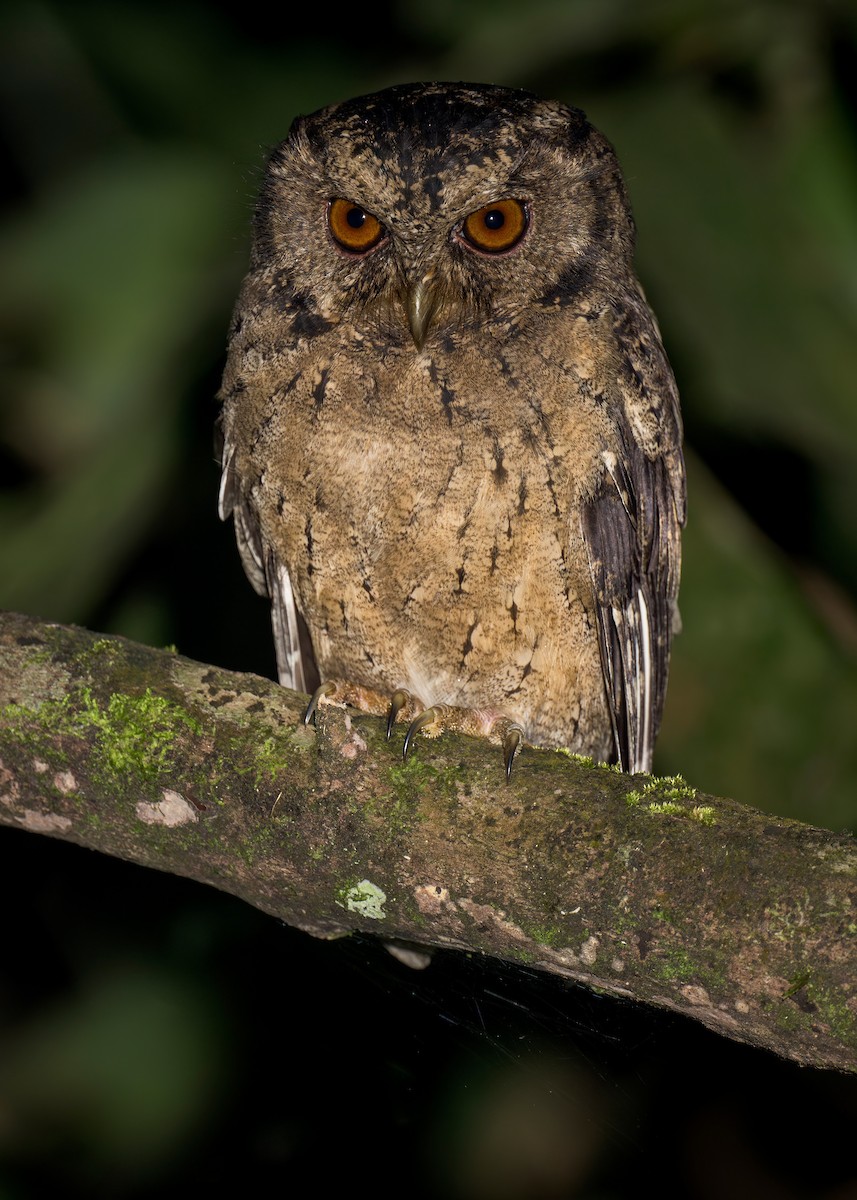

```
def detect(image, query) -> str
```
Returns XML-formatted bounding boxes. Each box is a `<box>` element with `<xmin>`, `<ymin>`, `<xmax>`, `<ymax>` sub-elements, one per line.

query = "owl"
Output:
<box><xmin>217</xmin><ymin>82</ymin><xmax>685</xmax><ymax>777</ymax></box>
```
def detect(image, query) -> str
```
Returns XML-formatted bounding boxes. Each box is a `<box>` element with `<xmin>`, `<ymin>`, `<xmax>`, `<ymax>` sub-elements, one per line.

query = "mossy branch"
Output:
<box><xmin>1</xmin><ymin>610</ymin><xmax>855</xmax><ymax>1072</ymax></box>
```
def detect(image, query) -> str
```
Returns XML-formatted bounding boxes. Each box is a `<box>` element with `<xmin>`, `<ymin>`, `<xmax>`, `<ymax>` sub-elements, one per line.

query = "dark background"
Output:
<box><xmin>1</xmin><ymin>2</ymin><xmax>856</xmax><ymax>1196</ymax></box>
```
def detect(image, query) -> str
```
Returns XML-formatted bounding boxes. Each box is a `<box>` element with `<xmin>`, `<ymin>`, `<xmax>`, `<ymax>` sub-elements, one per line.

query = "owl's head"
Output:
<box><xmin>251</xmin><ymin>82</ymin><xmax>636</xmax><ymax>349</ymax></box>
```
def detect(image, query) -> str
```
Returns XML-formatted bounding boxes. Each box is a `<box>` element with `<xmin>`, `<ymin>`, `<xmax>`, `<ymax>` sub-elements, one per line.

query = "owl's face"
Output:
<box><xmin>251</xmin><ymin>83</ymin><xmax>636</xmax><ymax>349</ymax></box>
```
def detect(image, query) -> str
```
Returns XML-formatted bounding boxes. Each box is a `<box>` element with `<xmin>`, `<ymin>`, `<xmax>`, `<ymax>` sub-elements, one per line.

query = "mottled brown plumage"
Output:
<box><xmin>217</xmin><ymin>82</ymin><xmax>685</xmax><ymax>774</ymax></box>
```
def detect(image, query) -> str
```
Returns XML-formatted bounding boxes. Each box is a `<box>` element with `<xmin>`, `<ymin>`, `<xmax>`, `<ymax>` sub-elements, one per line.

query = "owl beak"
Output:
<box><xmin>406</xmin><ymin>278</ymin><xmax>438</xmax><ymax>351</ymax></box>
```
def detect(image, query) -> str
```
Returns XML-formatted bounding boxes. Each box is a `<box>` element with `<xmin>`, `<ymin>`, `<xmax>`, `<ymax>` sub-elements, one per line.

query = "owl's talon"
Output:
<box><xmin>386</xmin><ymin>689</ymin><xmax>411</xmax><ymax>740</ymax></box>
<box><xmin>502</xmin><ymin>725</ymin><xmax>523</xmax><ymax>781</ymax></box>
<box><xmin>303</xmin><ymin>681</ymin><xmax>337</xmax><ymax>725</ymax></box>
<box><xmin>403</xmin><ymin>707</ymin><xmax>440</xmax><ymax>759</ymax></box>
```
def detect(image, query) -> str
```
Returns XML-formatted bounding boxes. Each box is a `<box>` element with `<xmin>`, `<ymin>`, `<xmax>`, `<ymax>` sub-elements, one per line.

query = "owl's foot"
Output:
<box><xmin>303</xmin><ymin>679</ymin><xmax>413</xmax><ymax>725</ymax></box>
<box><xmin>386</xmin><ymin>690</ymin><xmax>523</xmax><ymax>780</ymax></box>
<box><xmin>305</xmin><ymin>682</ymin><xmax>523</xmax><ymax>779</ymax></box>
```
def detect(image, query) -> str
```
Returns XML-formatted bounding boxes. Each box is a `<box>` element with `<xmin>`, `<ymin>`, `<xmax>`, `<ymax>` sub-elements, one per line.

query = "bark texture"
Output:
<box><xmin>0</xmin><ymin>610</ymin><xmax>855</xmax><ymax>1071</ymax></box>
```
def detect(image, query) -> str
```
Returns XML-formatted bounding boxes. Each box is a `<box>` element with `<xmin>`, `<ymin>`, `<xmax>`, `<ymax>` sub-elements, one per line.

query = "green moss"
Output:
<box><xmin>767</xmin><ymin>983</ymin><xmax>855</xmax><ymax>1047</ymax></box>
<box><xmin>407</xmin><ymin>908</ymin><xmax>429</xmax><ymax>930</ymax></box>
<box><xmin>690</xmin><ymin>805</ymin><xmax>718</xmax><ymax>825</ymax></box>
<box><xmin>808</xmin><ymin>983</ymin><xmax>857</xmax><ymax>1045</ymax></box>
<box><xmin>625</xmin><ymin>774</ymin><xmax>710</xmax><ymax>822</ymax></box>
<box><xmin>627</xmin><ymin>774</ymin><xmax>697</xmax><ymax>805</ymax></box>
<box><xmin>556</xmin><ymin>748</ymin><xmax>594</xmax><ymax>767</ymax></box>
<box><xmin>554</xmin><ymin>749</ymin><xmax>626</xmax><ymax>773</ymax></box>
<box><xmin>2</xmin><ymin>686</ymin><xmax>201</xmax><ymax>784</ymax></box>
<box><xmin>388</xmin><ymin>756</ymin><xmax>438</xmax><ymax>792</ymax></box>
<box><xmin>765</xmin><ymin>896</ymin><xmax>812</xmax><ymax>943</ymax></box>
<box><xmin>651</xmin><ymin>946</ymin><xmax>695</xmax><ymax>982</ymax></box>
<box><xmin>253</xmin><ymin>735</ymin><xmax>289</xmax><ymax>782</ymax></box>
<box><xmin>387</xmin><ymin>794</ymin><xmax>417</xmax><ymax>838</ymax></box>
<box><xmin>525</xmin><ymin>924</ymin><xmax>563</xmax><ymax>947</ymax></box>
<box><xmin>222</xmin><ymin>726</ymin><xmax>297</xmax><ymax>790</ymax></box>
<box><xmin>74</xmin><ymin>636</ymin><xmax>126</xmax><ymax>677</ymax></box>
<box><xmin>381</xmin><ymin>757</ymin><xmax>447</xmax><ymax>835</ymax></box>
<box><xmin>647</xmin><ymin>800</ymin><xmax>685</xmax><ymax>816</ymax></box>
<box><xmin>88</xmin><ymin>691</ymin><xmax>201</xmax><ymax>779</ymax></box>
<box><xmin>385</xmin><ymin>743</ymin><xmax>465</xmax><ymax>805</ymax></box>
<box><xmin>782</xmin><ymin>969</ymin><xmax>812</xmax><ymax>999</ymax></box>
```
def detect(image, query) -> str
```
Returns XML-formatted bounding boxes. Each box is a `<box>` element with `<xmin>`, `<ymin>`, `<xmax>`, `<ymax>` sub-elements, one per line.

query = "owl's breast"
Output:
<box><xmin>249</xmin><ymin>334</ymin><xmax>613</xmax><ymax>749</ymax></box>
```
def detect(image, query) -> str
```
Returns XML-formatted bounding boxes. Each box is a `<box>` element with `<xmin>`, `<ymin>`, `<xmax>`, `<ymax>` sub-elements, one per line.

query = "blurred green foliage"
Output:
<box><xmin>0</xmin><ymin>960</ymin><xmax>225</xmax><ymax>1181</ymax></box>
<box><xmin>2</xmin><ymin>3</ymin><xmax>857</xmax><ymax>1195</ymax></box>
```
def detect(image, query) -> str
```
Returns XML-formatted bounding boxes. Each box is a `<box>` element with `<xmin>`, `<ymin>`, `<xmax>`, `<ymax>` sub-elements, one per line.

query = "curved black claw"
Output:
<box><xmin>303</xmin><ymin>681</ymin><xmax>336</xmax><ymax>725</ymax></box>
<box><xmin>403</xmin><ymin>707</ymin><xmax>439</xmax><ymax>760</ymax></box>
<box><xmin>502</xmin><ymin>725</ymin><xmax>523</xmax><ymax>782</ymax></box>
<box><xmin>386</xmin><ymin>689</ymin><xmax>411</xmax><ymax>741</ymax></box>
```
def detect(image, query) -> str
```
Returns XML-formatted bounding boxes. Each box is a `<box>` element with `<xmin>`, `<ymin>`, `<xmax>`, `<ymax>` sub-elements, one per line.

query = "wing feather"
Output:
<box><xmin>581</xmin><ymin>298</ymin><xmax>685</xmax><ymax>773</ymax></box>
<box><xmin>217</xmin><ymin>419</ymin><xmax>316</xmax><ymax>694</ymax></box>
<box><xmin>265</xmin><ymin>550</ymin><xmax>311</xmax><ymax>693</ymax></box>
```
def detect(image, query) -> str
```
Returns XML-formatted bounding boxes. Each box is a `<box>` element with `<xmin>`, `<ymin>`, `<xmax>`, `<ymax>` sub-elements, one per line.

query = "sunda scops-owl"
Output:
<box><xmin>217</xmin><ymin>82</ymin><xmax>685</xmax><ymax>776</ymax></box>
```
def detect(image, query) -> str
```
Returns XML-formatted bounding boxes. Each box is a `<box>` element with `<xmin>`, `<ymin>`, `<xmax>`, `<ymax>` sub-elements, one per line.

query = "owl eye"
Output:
<box><xmin>328</xmin><ymin>198</ymin><xmax>386</xmax><ymax>254</ymax></box>
<box><xmin>459</xmin><ymin>198</ymin><xmax>529</xmax><ymax>254</ymax></box>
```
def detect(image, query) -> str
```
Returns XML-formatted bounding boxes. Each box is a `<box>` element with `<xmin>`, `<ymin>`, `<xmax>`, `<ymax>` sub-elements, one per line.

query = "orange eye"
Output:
<box><xmin>328</xmin><ymin>198</ymin><xmax>385</xmax><ymax>254</ymax></box>
<box><xmin>461</xmin><ymin>198</ymin><xmax>528</xmax><ymax>254</ymax></box>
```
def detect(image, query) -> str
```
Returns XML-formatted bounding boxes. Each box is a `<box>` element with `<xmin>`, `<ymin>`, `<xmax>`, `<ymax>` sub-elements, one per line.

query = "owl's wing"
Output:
<box><xmin>580</xmin><ymin>297</ymin><xmax>686</xmax><ymax>774</ymax></box>
<box><xmin>217</xmin><ymin>421</ymin><xmax>315</xmax><ymax>695</ymax></box>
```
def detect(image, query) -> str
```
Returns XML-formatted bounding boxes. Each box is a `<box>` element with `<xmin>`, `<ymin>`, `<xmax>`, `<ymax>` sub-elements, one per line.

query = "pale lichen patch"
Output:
<box><xmin>580</xmin><ymin>935</ymin><xmax>599</xmax><ymax>966</ymax></box>
<box><xmin>339</xmin><ymin>879</ymin><xmax>387</xmax><ymax>920</ymax></box>
<box><xmin>822</xmin><ymin>847</ymin><xmax>857</xmax><ymax>875</ymax></box>
<box><xmin>339</xmin><ymin>714</ymin><xmax>367</xmax><ymax>759</ymax></box>
<box><xmin>289</xmin><ymin>725</ymin><xmax>316</xmax><ymax>750</ymax></box>
<box><xmin>33</xmin><ymin>759</ymin><xmax>49</xmax><ymax>773</ymax></box>
<box><xmin>0</xmin><ymin>644</ymin><xmax>71</xmax><ymax>708</ymax></box>
<box><xmin>18</xmin><ymin>809</ymin><xmax>72</xmax><ymax>833</ymax></box>
<box><xmin>457</xmin><ymin>898</ymin><xmax>529</xmax><ymax>943</ymax></box>
<box><xmin>136</xmin><ymin>789</ymin><xmax>198</xmax><ymax>827</ymax></box>
<box><xmin>415</xmin><ymin>883</ymin><xmax>454</xmax><ymax>915</ymax></box>
<box><xmin>551</xmin><ymin>947</ymin><xmax>580</xmax><ymax>969</ymax></box>
<box><xmin>53</xmin><ymin>770</ymin><xmax>78</xmax><ymax>794</ymax></box>
<box><xmin>681</xmin><ymin>984</ymin><xmax>712</xmax><ymax>1006</ymax></box>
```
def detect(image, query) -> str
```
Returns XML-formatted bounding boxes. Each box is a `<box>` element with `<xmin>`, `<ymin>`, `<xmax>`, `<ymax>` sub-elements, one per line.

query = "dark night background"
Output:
<box><xmin>1</xmin><ymin>2</ymin><xmax>856</xmax><ymax>1196</ymax></box>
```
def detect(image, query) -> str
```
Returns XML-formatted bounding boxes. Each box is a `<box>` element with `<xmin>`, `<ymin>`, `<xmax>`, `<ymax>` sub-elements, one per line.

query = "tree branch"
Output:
<box><xmin>1</xmin><ymin>610</ymin><xmax>855</xmax><ymax>1071</ymax></box>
